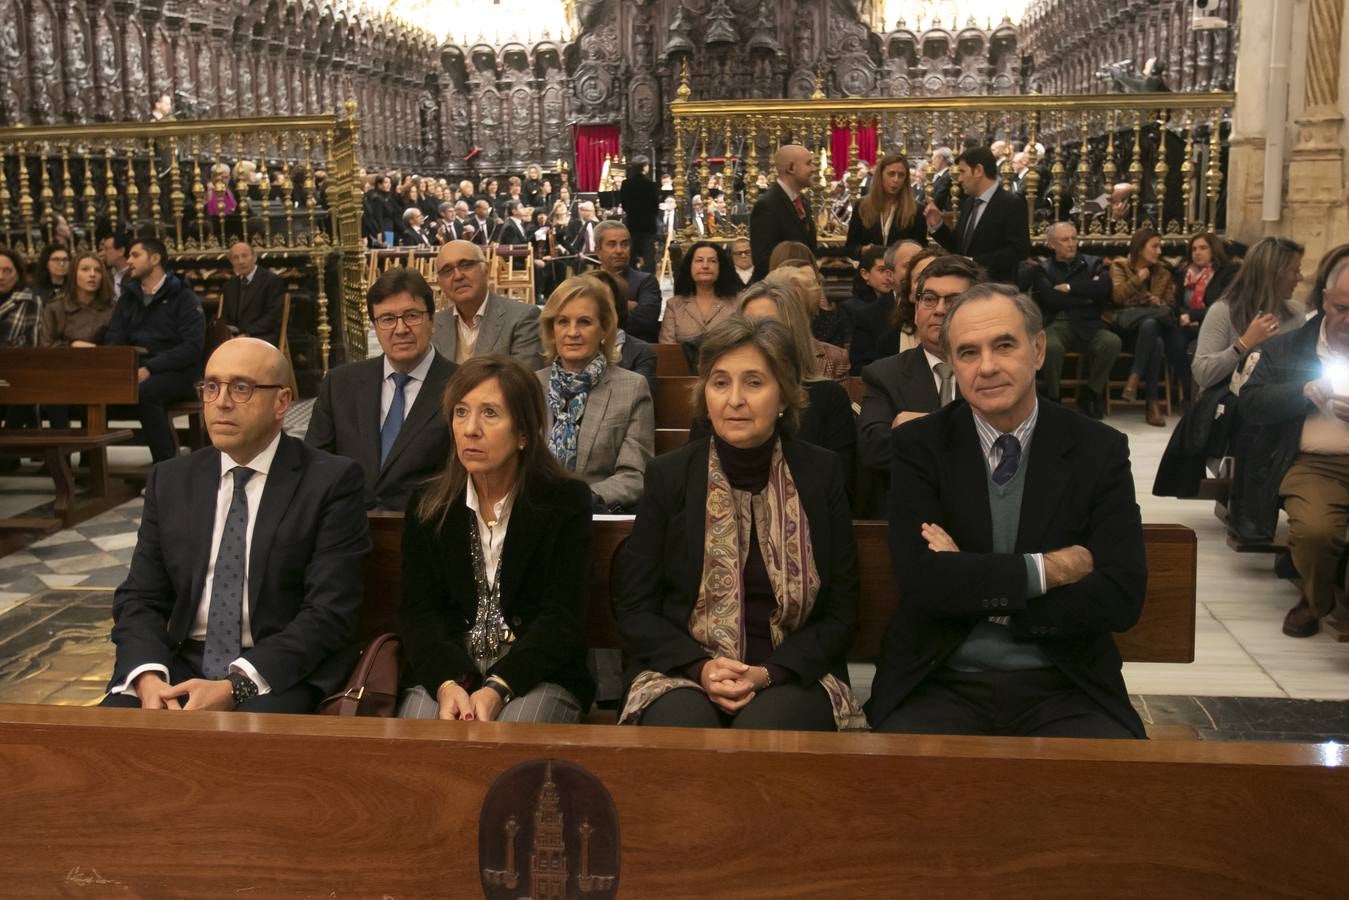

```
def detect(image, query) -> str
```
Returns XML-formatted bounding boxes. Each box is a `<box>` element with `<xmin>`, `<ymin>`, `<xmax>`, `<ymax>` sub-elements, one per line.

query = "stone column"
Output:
<box><xmin>1287</xmin><ymin>0</ymin><xmax>1347</xmax><ymax>263</ymax></box>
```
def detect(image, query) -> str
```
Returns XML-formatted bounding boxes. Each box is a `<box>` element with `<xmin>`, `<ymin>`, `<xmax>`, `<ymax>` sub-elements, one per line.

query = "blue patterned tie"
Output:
<box><xmin>991</xmin><ymin>434</ymin><xmax>1021</xmax><ymax>486</ymax></box>
<box><xmin>380</xmin><ymin>372</ymin><xmax>413</xmax><ymax>467</ymax></box>
<box><xmin>202</xmin><ymin>467</ymin><xmax>254</xmax><ymax>679</ymax></box>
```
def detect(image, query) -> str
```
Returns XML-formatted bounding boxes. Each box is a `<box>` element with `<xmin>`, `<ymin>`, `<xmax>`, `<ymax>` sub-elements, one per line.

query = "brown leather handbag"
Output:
<box><xmin>318</xmin><ymin>632</ymin><xmax>403</xmax><ymax>717</ymax></box>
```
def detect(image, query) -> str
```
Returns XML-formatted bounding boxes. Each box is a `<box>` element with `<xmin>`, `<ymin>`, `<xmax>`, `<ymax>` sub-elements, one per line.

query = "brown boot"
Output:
<box><xmin>1145</xmin><ymin>400</ymin><xmax>1165</xmax><ymax>427</ymax></box>
<box><xmin>1122</xmin><ymin>372</ymin><xmax>1140</xmax><ymax>402</ymax></box>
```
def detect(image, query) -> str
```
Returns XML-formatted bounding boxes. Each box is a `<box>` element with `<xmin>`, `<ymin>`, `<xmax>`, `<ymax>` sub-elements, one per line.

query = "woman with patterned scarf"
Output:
<box><xmin>536</xmin><ymin>275</ymin><xmax>654</xmax><ymax>513</ymax></box>
<box><xmin>617</xmin><ymin>316</ymin><xmax>866</xmax><ymax>731</ymax></box>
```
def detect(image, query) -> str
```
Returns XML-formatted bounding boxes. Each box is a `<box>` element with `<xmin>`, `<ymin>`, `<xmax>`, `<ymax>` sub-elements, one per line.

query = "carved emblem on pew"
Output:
<box><xmin>479</xmin><ymin>758</ymin><xmax>620</xmax><ymax>899</ymax></box>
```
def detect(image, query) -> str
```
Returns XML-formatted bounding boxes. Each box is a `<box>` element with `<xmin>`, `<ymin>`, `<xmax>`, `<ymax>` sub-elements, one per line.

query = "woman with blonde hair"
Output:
<box><xmin>764</xmin><ymin>265</ymin><xmax>851</xmax><ymax>381</ymax></box>
<box><xmin>845</xmin><ymin>151</ymin><xmax>925</xmax><ymax>262</ymax></box>
<box><xmin>536</xmin><ymin>275</ymin><xmax>654</xmax><ymax>512</ymax></box>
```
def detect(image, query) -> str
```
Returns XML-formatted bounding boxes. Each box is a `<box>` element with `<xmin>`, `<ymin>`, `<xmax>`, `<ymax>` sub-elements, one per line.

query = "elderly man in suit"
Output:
<box><xmin>220</xmin><ymin>241</ymin><xmax>286</xmax><ymax>348</ymax></box>
<box><xmin>867</xmin><ymin>284</ymin><xmax>1146</xmax><ymax>739</ymax></box>
<box><xmin>858</xmin><ymin>255</ymin><xmax>985</xmax><ymax>484</ymax></box>
<box><xmin>749</xmin><ymin>144</ymin><xmax>819</xmax><ymax>281</ymax></box>
<box><xmin>924</xmin><ymin>146</ymin><xmax>1030</xmax><ymax>283</ymax></box>
<box><xmin>594</xmin><ymin>220</ymin><xmax>663</xmax><ymax>344</ymax></box>
<box><xmin>101</xmin><ymin>337</ymin><xmax>370</xmax><ymax>713</ymax></box>
<box><xmin>929</xmin><ymin>146</ymin><xmax>954</xmax><ymax>211</ymax></box>
<box><xmin>430</xmin><ymin>239</ymin><xmax>542</xmax><ymax>369</ymax></box>
<box><xmin>306</xmin><ymin>267</ymin><xmax>455</xmax><ymax>510</ymax></box>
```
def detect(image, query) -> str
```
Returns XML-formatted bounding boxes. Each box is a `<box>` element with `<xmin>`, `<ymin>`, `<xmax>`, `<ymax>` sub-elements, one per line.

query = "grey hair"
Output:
<box><xmin>884</xmin><ymin>239</ymin><xmax>923</xmax><ymax>268</ymax></box>
<box><xmin>1324</xmin><ymin>256</ymin><xmax>1349</xmax><ymax>299</ymax></box>
<box><xmin>593</xmin><ymin>220</ymin><xmax>629</xmax><ymax>245</ymax></box>
<box><xmin>933</xmin><ymin>146</ymin><xmax>954</xmax><ymax>164</ymax></box>
<box><xmin>402</xmin><ymin>207</ymin><xmax>420</xmax><ymax>223</ymax></box>
<box><xmin>1045</xmin><ymin>220</ymin><xmax>1076</xmax><ymax>241</ymax></box>
<box><xmin>940</xmin><ymin>283</ymin><xmax>1044</xmax><ymax>354</ymax></box>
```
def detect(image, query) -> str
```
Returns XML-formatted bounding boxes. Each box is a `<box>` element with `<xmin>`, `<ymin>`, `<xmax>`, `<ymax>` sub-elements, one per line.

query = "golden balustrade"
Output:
<box><xmin>0</xmin><ymin>103</ymin><xmax>367</xmax><ymax>369</ymax></box>
<box><xmin>668</xmin><ymin>73</ymin><xmax>1235</xmax><ymax>248</ymax></box>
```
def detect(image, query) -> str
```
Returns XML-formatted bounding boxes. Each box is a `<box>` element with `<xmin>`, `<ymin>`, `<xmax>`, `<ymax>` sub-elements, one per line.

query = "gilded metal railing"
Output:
<box><xmin>669</xmin><ymin>67</ymin><xmax>1235</xmax><ymax>248</ymax></box>
<box><xmin>0</xmin><ymin>103</ymin><xmax>367</xmax><ymax>367</ymax></box>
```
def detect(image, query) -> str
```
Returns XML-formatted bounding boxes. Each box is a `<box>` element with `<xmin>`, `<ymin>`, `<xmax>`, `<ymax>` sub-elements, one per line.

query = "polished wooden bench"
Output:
<box><xmin>0</xmin><ymin>703</ymin><xmax>1341</xmax><ymax>897</ymax></box>
<box><xmin>652</xmin><ymin>376</ymin><xmax>697</xmax><ymax>429</ymax></box>
<box><xmin>0</xmin><ymin>347</ymin><xmax>139</xmax><ymax>529</ymax></box>
<box><xmin>362</xmin><ymin>514</ymin><xmax>1198</xmax><ymax>665</ymax></box>
<box><xmin>652</xmin><ymin>341</ymin><xmax>693</xmax><ymax>376</ymax></box>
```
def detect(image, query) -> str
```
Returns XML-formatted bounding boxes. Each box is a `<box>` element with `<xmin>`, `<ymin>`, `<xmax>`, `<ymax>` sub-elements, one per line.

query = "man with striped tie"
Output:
<box><xmin>102</xmin><ymin>337</ymin><xmax>370</xmax><ymax>713</ymax></box>
<box><xmin>306</xmin><ymin>267</ymin><xmax>457</xmax><ymax>510</ymax></box>
<box><xmin>867</xmin><ymin>284</ymin><xmax>1147</xmax><ymax>739</ymax></box>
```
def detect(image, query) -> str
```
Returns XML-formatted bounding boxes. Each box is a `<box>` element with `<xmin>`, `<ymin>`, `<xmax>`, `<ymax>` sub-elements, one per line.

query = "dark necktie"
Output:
<box><xmin>935</xmin><ymin>361</ymin><xmax>956</xmax><ymax>407</ymax></box>
<box><xmin>381</xmin><ymin>372</ymin><xmax>412</xmax><ymax>467</ymax></box>
<box><xmin>792</xmin><ymin>195</ymin><xmax>807</xmax><ymax>221</ymax></box>
<box><xmin>991</xmin><ymin>434</ymin><xmax>1021</xmax><ymax>486</ymax></box>
<box><xmin>202</xmin><ymin>466</ymin><xmax>254</xmax><ymax>679</ymax></box>
<box><xmin>960</xmin><ymin>197</ymin><xmax>984</xmax><ymax>253</ymax></box>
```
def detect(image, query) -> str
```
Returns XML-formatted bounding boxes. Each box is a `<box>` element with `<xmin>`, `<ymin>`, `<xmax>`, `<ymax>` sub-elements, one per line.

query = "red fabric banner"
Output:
<box><xmin>573</xmin><ymin>124</ymin><xmax>621</xmax><ymax>192</ymax></box>
<box><xmin>829</xmin><ymin>119</ymin><xmax>879</xmax><ymax>180</ymax></box>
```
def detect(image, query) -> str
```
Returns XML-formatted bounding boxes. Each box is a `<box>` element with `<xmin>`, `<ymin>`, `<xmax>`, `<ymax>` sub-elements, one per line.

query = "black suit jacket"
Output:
<box><xmin>622</xmin><ymin>268</ymin><xmax>664</xmax><ymax>343</ymax></box>
<box><xmin>865</xmin><ymin>400</ymin><xmax>1147</xmax><ymax>736</ymax></box>
<box><xmin>220</xmin><ymin>267</ymin><xmax>286</xmax><ymax>347</ymax></box>
<box><xmin>305</xmin><ymin>352</ymin><xmax>456</xmax><ymax>510</ymax></box>
<box><xmin>617</xmin><ymin>437</ymin><xmax>858</xmax><ymax>691</ymax></box>
<box><xmin>844</xmin><ymin>208</ymin><xmax>926</xmax><ymax>261</ymax></box>
<box><xmin>858</xmin><ymin>347</ymin><xmax>943</xmax><ymax>475</ymax></box>
<box><xmin>930</xmin><ymin>169</ymin><xmax>952</xmax><ymax>211</ymax></box>
<box><xmin>496</xmin><ymin>217</ymin><xmax>530</xmax><ymax>246</ymax></box>
<box><xmin>932</xmin><ymin>185</ymin><xmax>1030</xmax><ymax>283</ymax></box>
<box><xmin>399</xmin><ymin>476</ymin><xmax>595</xmax><ymax>710</ymax></box>
<box><xmin>107</xmin><ymin>435</ymin><xmax>371</xmax><ymax>696</ymax></box>
<box><xmin>749</xmin><ymin>183</ymin><xmax>818</xmax><ymax>281</ymax></box>
<box><xmin>619</xmin><ymin>332</ymin><xmax>657</xmax><ymax>393</ymax></box>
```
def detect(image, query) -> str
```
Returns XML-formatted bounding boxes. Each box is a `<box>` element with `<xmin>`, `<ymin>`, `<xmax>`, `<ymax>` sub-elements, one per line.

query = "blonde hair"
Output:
<box><xmin>764</xmin><ymin>265</ymin><xmax>824</xmax><ymax>317</ymax></box>
<box><xmin>767</xmin><ymin>240</ymin><xmax>819</xmax><ymax>275</ymax></box>
<box><xmin>538</xmin><ymin>275</ymin><xmax>620</xmax><ymax>364</ymax></box>
<box><xmin>736</xmin><ymin>279</ymin><xmax>822</xmax><ymax>382</ymax></box>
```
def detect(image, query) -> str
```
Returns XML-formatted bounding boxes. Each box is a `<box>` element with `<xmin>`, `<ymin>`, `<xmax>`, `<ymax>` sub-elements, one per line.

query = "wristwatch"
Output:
<box><xmin>484</xmin><ymin>676</ymin><xmax>514</xmax><ymax>705</ymax></box>
<box><xmin>227</xmin><ymin>671</ymin><xmax>259</xmax><ymax>708</ymax></box>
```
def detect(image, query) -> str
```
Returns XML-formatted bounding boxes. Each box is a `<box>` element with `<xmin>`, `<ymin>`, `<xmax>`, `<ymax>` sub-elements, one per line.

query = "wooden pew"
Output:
<box><xmin>654</xmin><ymin>427</ymin><xmax>690</xmax><ymax>454</ymax></box>
<box><xmin>0</xmin><ymin>703</ymin><xmax>1342</xmax><ymax>897</ymax></box>
<box><xmin>653</xmin><ymin>376</ymin><xmax>697</xmax><ymax>429</ymax></box>
<box><xmin>653</xmin><ymin>341</ymin><xmax>693</xmax><ymax>376</ymax></box>
<box><xmin>0</xmin><ymin>347</ymin><xmax>139</xmax><ymax>529</ymax></box>
<box><xmin>362</xmin><ymin>515</ymin><xmax>1198</xmax><ymax>664</ymax></box>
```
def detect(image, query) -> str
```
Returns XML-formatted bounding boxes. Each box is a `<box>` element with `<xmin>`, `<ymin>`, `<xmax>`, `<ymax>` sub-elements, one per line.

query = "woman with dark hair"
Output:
<box><xmin>844</xmin><ymin>151</ymin><xmax>925</xmax><ymax>262</ymax></box>
<box><xmin>0</xmin><ymin>246</ymin><xmax>39</xmax><ymax>347</ymax></box>
<box><xmin>42</xmin><ymin>251</ymin><xmax>113</xmax><ymax>347</ymax></box>
<box><xmin>660</xmin><ymin>240</ymin><xmax>739</xmax><ymax>343</ymax></box>
<box><xmin>619</xmin><ymin>155</ymin><xmax>660</xmax><ymax>274</ymax></box>
<box><xmin>366</xmin><ymin>174</ymin><xmax>400</xmax><ymax>248</ymax></box>
<box><xmin>536</xmin><ymin>275</ymin><xmax>654</xmax><ymax>512</ymax></box>
<box><xmin>1110</xmin><ymin>226</ymin><xmax>1184</xmax><ymax>426</ymax></box>
<box><xmin>398</xmin><ymin>355</ymin><xmax>596</xmax><ymax>724</ymax></box>
<box><xmin>618</xmin><ymin>315</ymin><xmax>864</xmax><ymax>731</ymax></box>
<box><xmin>31</xmin><ymin>244</ymin><xmax>71</xmax><ymax>305</ymax></box>
<box><xmin>1173</xmin><ymin>232</ymin><xmax>1238</xmax><ymax>332</ymax></box>
<box><xmin>1192</xmin><ymin>235</ymin><xmax>1305</xmax><ymax>391</ymax></box>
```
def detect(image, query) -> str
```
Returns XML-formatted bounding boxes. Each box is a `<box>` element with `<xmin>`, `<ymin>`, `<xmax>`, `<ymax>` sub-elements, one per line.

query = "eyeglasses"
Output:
<box><xmin>372</xmin><ymin>310</ymin><xmax>428</xmax><ymax>330</ymax></box>
<box><xmin>917</xmin><ymin>291</ymin><xmax>964</xmax><ymax>309</ymax></box>
<box><xmin>195</xmin><ymin>380</ymin><xmax>286</xmax><ymax>403</ymax></box>
<box><xmin>731</xmin><ymin>248</ymin><xmax>752</xmax><ymax>257</ymax></box>
<box><xmin>49</xmin><ymin>256</ymin><xmax>70</xmax><ymax>264</ymax></box>
<box><xmin>437</xmin><ymin>259</ymin><xmax>483</xmax><ymax>278</ymax></box>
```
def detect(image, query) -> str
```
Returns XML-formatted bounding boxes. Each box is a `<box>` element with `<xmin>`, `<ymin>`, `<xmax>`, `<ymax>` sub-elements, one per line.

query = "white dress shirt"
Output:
<box><xmin>381</xmin><ymin>348</ymin><xmax>435</xmax><ymax>429</ymax></box>
<box><xmin>923</xmin><ymin>348</ymin><xmax>946</xmax><ymax>396</ymax></box>
<box><xmin>113</xmin><ymin>432</ymin><xmax>283</xmax><ymax>697</ymax></box>
<box><xmin>453</xmin><ymin>294</ymin><xmax>491</xmax><ymax>363</ymax></box>
<box><xmin>465</xmin><ymin>477</ymin><xmax>516</xmax><ymax>591</ymax></box>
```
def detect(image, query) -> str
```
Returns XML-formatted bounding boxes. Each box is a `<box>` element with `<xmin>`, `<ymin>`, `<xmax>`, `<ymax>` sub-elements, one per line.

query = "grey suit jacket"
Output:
<box><xmin>431</xmin><ymin>291</ymin><xmax>542</xmax><ymax>370</ymax></box>
<box><xmin>536</xmin><ymin>363</ymin><xmax>654</xmax><ymax>510</ymax></box>
<box><xmin>304</xmin><ymin>351</ymin><xmax>456</xmax><ymax>510</ymax></box>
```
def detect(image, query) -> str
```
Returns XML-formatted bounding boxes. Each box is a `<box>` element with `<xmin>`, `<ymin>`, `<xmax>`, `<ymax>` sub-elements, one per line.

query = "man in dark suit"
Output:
<box><xmin>563</xmin><ymin>201</ymin><xmax>601</xmax><ymax>269</ymax></box>
<box><xmin>595</xmin><ymin>220</ymin><xmax>662</xmax><ymax>343</ymax></box>
<box><xmin>495</xmin><ymin>201</ymin><xmax>531</xmax><ymax>247</ymax></box>
<box><xmin>868</xmin><ymin>284</ymin><xmax>1146</xmax><ymax>739</ymax></box>
<box><xmin>102</xmin><ymin>337</ymin><xmax>370</xmax><ymax>713</ymax></box>
<box><xmin>925</xmin><ymin>146</ymin><xmax>1030</xmax><ymax>284</ymax></box>
<box><xmin>307</xmin><ymin>267</ymin><xmax>455</xmax><ymax>511</ymax></box>
<box><xmin>398</xmin><ymin>208</ymin><xmax>435</xmax><ymax>247</ymax></box>
<box><xmin>929</xmin><ymin>147</ymin><xmax>954</xmax><ymax>211</ymax></box>
<box><xmin>221</xmin><ymin>241</ymin><xmax>286</xmax><ymax>348</ymax></box>
<box><xmin>749</xmin><ymin>144</ymin><xmax>818</xmax><ymax>281</ymax></box>
<box><xmin>467</xmin><ymin>199</ymin><xmax>497</xmax><ymax>248</ymax></box>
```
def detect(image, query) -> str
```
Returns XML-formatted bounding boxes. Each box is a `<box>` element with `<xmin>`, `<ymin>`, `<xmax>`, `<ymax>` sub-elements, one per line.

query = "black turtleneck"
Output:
<box><xmin>712</xmin><ymin>431</ymin><xmax>774</xmax><ymax>494</ymax></box>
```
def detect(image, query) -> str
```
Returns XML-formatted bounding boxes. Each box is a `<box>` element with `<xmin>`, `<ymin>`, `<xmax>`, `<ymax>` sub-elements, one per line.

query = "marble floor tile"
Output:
<box><xmin>89</xmin><ymin>533</ymin><xmax>139</xmax><ymax>553</ymax></box>
<box><xmin>28</xmin><ymin>531</ymin><xmax>86</xmax><ymax>549</ymax></box>
<box><xmin>0</xmin><ymin>552</ymin><xmax>41</xmax><ymax>571</ymax></box>
<box><xmin>42</xmin><ymin>552</ymin><xmax>124</xmax><ymax>575</ymax></box>
<box><xmin>36</xmin><ymin>574</ymin><xmax>89</xmax><ymax>589</ymax></box>
<box><xmin>0</xmin><ymin>592</ymin><xmax>27</xmax><ymax>616</ymax></box>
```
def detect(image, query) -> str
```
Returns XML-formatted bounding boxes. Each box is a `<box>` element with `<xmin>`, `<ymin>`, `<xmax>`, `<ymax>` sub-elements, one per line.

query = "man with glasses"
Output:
<box><xmin>307</xmin><ymin>267</ymin><xmax>456</xmax><ymax>510</ymax></box>
<box><xmin>104</xmin><ymin>237</ymin><xmax>205</xmax><ymax>463</ymax></box>
<box><xmin>430</xmin><ymin>240</ymin><xmax>542</xmax><ymax>369</ymax></box>
<box><xmin>728</xmin><ymin>239</ymin><xmax>755</xmax><ymax>285</ymax></box>
<box><xmin>1030</xmin><ymin>222</ymin><xmax>1120</xmax><ymax>420</ymax></box>
<box><xmin>858</xmin><ymin>255</ymin><xmax>986</xmax><ymax>487</ymax></box>
<box><xmin>102</xmin><ymin>337</ymin><xmax>370</xmax><ymax>713</ymax></box>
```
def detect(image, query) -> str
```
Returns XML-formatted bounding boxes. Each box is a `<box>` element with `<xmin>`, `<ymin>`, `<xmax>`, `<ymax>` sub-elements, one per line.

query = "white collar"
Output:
<box><xmin>219</xmin><ymin>430</ymin><xmax>282</xmax><ymax>478</ymax></box>
<box><xmin>465</xmin><ymin>476</ymin><xmax>516</xmax><ymax>526</ymax></box>
<box><xmin>922</xmin><ymin>348</ymin><xmax>946</xmax><ymax>373</ymax></box>
<box><xmin>776</xmin><ymin>178</ymin><xmax>800</xmax><ymax>202</ymax></box>
<box><xmin>383</xmin><ymin>346</ymin><xmax>436</xmax><ymax>382</ymax></box>
<box><xmin>453</xmin><ymin>293</ymin><xmax>491</xmax><ymax>325</ymax></box>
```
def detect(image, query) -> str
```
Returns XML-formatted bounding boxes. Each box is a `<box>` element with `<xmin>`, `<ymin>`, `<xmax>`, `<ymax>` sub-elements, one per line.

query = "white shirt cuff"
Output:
<box><xmin>230</xmin><ymin>658</ymin><xmax>272</xmax><ymax>696</ymax></box>
<box><xmin>112</xmin><ymin>663</ymin><xmax>170</xmax><ymax>697</ymax></box>
<box><xmin>1026</xmin><ymin>553</ymin><xmax>1048</xmax><ymax>597</ymax></box>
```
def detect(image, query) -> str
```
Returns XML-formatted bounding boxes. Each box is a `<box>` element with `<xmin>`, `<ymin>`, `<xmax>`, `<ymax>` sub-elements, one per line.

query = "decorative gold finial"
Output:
<box><xmin>811</xmin><ymin>67</ymin><xmax>826</xmax><ymax>100</ymax></box>
<box><xmin>676</xmin><ymin>60</ymin><xmax>691</xmax><ymax>101</ymax></box>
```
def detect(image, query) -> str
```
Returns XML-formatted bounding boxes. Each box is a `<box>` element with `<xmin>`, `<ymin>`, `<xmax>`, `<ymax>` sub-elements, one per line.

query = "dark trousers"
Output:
<box><xmin>872</xmin><ymin>666</ymin><xmax>1137</xmax><ymax>739</ymax></box>
<box><xmin>639</xmin><ymin>682</ymin><xmax>837</xmax><ymax>732</ymax></box>
<box><xmin>630</xmin><ymin>231</ymin><xmax>657</xmax><ymax>274</ymax></box>
<box><xmin>99</xmin><ymin>640</ymin><xmax>322</xmax><ymax>714</ymax></box>
<box><xmin>113</xmin><ymin>370</ymin><xmax>197</xmax><ymax>463</ymax></box>
<box><xmin>1125</xmin><ymin>317</ymin><xmax>1188</xmax><ymax>401</ymax></box>
<box><xmin>1042</xmin><ymin>319</ymin><xmax>1122</xmax><ymax>399</ymax></box>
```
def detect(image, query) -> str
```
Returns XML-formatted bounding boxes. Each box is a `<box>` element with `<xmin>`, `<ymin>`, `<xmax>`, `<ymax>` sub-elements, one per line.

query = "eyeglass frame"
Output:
<box><xmin>916</xmin><ymin>290</ymin><xmax>965</xmax><ymax>309</ymax></box>
<box><xmin>371</xmin><ymin>309</ymin><xmax>430</xmax><ymax>331</ymax></box>
<box><xmin>194</xmin><ymin>379</ymin><xmax>288</xmax><ymax>403</ymax></box>
<box><xmin>436</xmin><ymin>258</ymin><xmax>484</xmax><ymax>279</ymax></box>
